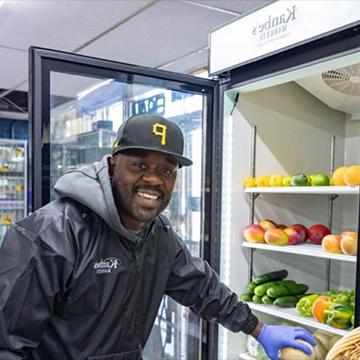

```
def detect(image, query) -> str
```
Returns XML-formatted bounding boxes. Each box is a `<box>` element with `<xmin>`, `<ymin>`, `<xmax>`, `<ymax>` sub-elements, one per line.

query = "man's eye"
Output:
<box><xmin>163</xmin><ymin>168</ymin><xmax>176</xmax><ymax>175</ymax></box>
<box><xmin>134</xmin><ymin>162</ymin><xmax>147</xmax><ymax>169</ymax></box>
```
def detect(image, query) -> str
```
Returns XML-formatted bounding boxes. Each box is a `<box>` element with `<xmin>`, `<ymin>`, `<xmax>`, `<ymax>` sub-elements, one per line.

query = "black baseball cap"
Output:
<box><xmin>112</xmin><ymin>115</ymin><xmax>193</xmax><ymax>167</ymax></box>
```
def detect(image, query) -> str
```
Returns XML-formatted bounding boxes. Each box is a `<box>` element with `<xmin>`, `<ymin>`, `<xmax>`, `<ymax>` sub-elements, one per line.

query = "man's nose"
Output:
<box><xmin>142</xmin><ymin>168</ymin><xmax>163</xmax><ymax>184</ymax></box>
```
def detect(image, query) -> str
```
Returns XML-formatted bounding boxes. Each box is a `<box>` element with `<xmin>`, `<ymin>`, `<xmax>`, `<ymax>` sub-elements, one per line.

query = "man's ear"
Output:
<box><xmin>108</xmin><ymin>156</ymin><xmax>115</xmax><ymax>177</ymax></box>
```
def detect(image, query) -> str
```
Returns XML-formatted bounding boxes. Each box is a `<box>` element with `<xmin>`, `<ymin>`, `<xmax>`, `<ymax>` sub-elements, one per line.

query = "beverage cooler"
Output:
<box><xmin>209</xmin><ymin>1</ymin><xmax>360</xmax><ymax>359</ymax></box>
<box><xmin>0</xmin><ymin>139</ymin><xmax>27</xmax><ymax>244</ymax></box>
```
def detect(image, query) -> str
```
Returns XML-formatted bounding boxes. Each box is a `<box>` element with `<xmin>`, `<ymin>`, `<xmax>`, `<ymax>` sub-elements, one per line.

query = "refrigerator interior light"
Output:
<box><xmin>0</xmin><ymin>2</ymin><xmax>4</xmax><ymax>7</ymax></box>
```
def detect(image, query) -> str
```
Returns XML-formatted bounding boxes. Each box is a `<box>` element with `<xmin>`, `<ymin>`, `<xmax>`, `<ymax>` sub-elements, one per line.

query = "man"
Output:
<box><xmin>0</xmin><ymin>115</ymin><xmax>315</xmax><ymax>360</ymax></box>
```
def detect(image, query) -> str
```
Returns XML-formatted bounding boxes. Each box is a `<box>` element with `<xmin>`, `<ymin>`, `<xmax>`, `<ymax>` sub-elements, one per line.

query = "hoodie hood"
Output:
<box><xmin>54</xmin><ymin>155</ymin><xmax>139</xmax><ymax>242</ymax></box>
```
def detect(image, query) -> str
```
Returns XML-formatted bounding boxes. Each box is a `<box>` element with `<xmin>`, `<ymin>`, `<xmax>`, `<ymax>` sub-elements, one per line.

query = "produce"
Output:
<box><xmin>253</xmin><ymin>269</ymin><xmax>288</xmax><ymax>285</ymax></box>
<box><xmin>307</xmin><ymin>224</ymin><xmax>331</xmax><ymax>245</ymax></box>
<box><xmin>310</xmin><ymin>173</ymin><xmax>330</xmax><ymax>186</ymax></box>
<box><xmin>243</xmin><ymin>224</ymin><xmax>265</xmax><ymax>243</ymax></box>
<box><xmin>291</xmin><ymin>224</ymin><xmax>308</xmax><ymax>242</ymax></box>
<box><xmin>254</xmin><ymin>280</ymin><xmax>296</xmax><ymax>296</ymax></box>
<box><xmin>264</xmin><ymin>228</ymin><xmax>289</xmax><ymax>246</ymax></box>
<box><xmin>344</xmin><ymin>165</ymin><xmax>360</xmax><ymax>186</ymax></box>
<box><xmin>332</xmin><ymin>166</ymin><xmax>347</xmax><ymax>186</ymax></box>
<box><xmin>291</xmin><ymin>173</ymin><xmax>309</xmax><ymax>186</ymax></box>
<box><xmin>240</xmin><ymin>293</ymin><xmax>253</xmax><ymax>302</ymax></box>
<box><xmin>261</xmin><ymin>295</ymin><xmax>274</xmax><ymax>304</ymax></box>
<box><xmin>325</xmin><ymin>326</ymin><xmax>360</xmax><ymax>360</ymax></box>
<box><xmin>246</xmin><ymin>281</ymin><xmax>257</xmax><ymax>294</ymax></box>
<box><xmin>259</xmin><ymin>219</ymin><xmax>277</xmax><ymax>231</ymax></box>
<box><xmin>267</xmin><ymin>283</ymin><xmax>308</xmax><ymax>298</ymax></box>
<box><xmin>282</xmin><ymin>175</ymin><xmax>292</xmax><ymax>186</ymax></box>
<box><xmin>273</xmin><ymin>295</ymin><xmax>299</xmax><ymax>307</ymax></box>
<box><xmin>312</xmin><ymin>296</ymin><xmax>333</xmax><ymax>323</ymax></box>
<box><xmin>284</xmin><ymin>226</ymin><xmax>303</xmax><ymax>245</ymax></box>
<box><xmin>277</xmin><ymin>224</ymin><xmax>287</xmax><ymax>229</ymax></box>
<box><xmin>324</xmin><ymin>303</ymin><xmax>354</xmax><ymax>329</ymax></box>
<box><xmin>243</xmin><ymin>177</ymin><xmax>257</xmax><ymax>188</ymax></box>
<box><xmin>280</xmin><ymin>340</ymin><xmax>315</xmax><ymax>360</ymax></box>
<box><xmin>252</xmin><ymin>295</ymin><xmax>263</xmax><ymax>304</ymax></box>
<box><xmin>269</xmin><ymin>174</ymin><xmax>284</xmax><ymax>187</ymax></box>
<box><xmin>256</xmin><ymin>175</ymin><xmax>270</xmax><ymax>187</ymax></box>
<box><xmin>340</xmin><ymin>232</ymin><xmax>358</xmax><ymax>256</ymax></box>
<box><xmin>296</xmin><ymin>294</ymin><xmax>320</xmax><ymax>317</ymax></box>
<box><xmin>321</xmin><ymin>234</ymin><xmax>342</xmax><ymax>254</ymax></box>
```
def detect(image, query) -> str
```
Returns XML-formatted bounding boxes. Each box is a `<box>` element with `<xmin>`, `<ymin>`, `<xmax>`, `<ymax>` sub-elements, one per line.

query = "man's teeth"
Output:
<box><xmin>137</xmin><ymin>191</ymin><xmax>159</xmax><ymax>200</ymax></box>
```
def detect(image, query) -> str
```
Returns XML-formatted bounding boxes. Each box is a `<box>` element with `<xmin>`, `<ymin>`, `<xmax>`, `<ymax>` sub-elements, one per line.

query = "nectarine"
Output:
<box><xmin>243</xmin><ymin>224</ymin><xmax>265</xmax><ymax>243</ymax></box>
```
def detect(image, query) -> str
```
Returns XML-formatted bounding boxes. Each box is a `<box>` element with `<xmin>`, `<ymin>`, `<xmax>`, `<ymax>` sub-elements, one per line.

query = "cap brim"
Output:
<box><xmin>113</xmin><ymin>146</ymin><xmax>193</xmax><ymax>167</ymax></box>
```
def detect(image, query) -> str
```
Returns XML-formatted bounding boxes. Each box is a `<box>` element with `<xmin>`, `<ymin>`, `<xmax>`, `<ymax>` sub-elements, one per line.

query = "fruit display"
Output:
<box><xmin>322</xmin><ymin>231</ymin><xmax>358</xmax><ymax>256</ymax></box>
<box><xmin>240</xmin><ymin>270</ymin><xmax>309</xmax><ymax>308</ymax></box>
<box><xmin>296</xmin><ymin>289</ymin><xmax>355</xmax><ymax>330</ymax></box>
<box><xmin>243</xmin><ymin>172</ymin><xmax>332</xmax><ymax>188</ymax></box>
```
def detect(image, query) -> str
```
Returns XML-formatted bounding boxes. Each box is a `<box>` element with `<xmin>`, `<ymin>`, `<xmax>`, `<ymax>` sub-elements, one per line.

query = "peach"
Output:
<box><xmin>243</xmin><ymin>224</ymin><xmax>265</xmax><ymax>243</ymax></box>
<box><xmin>264</xmin><ymin>228</ymin><xmax>288</xmax><ymax>246</ymax></box>
<box><xmin>321</xmin><ymin>234</ymin><xmax>342</xmax><ymax>254</ymax></box>
<box><xmin>259</xmin><ymin>219</ymin><xmax>277</xmax><ymax>231</ymax></box>
<box><xmin>284</xmin><ymin>227</ymin><xmax>302</xmax><ymax>245</ymax></box>
<box><xmin>340</xmin><ymin>232</ymin><xmax>358</xmax><ymax>256</ymax></box>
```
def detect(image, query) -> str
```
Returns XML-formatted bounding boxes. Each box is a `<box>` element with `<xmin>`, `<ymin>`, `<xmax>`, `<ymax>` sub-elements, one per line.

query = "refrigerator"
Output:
<box><xmin>29</xmin><ymin>2</ymin><xmax>360</xmax><ymax>359</ymax></box>
<box><xmin>0</xmin><ymin>139</ymin><xmax>27</xmax><ymax>244</ymax></box>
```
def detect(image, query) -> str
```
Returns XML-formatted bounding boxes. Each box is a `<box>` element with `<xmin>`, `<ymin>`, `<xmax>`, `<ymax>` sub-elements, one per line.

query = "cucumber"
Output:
<box><xmin>254</xmin><ymin>280</ymin><xmax>296</xmax><ymax>296</ymax></box>
<box><xmin>240</xmin><ymin>293</ymin><xmax>253</xmax><ymax>302</ymax></box>
<box><xmin>253</xmin><ymin>269</ymin><xmax>288</xmax><ymax>285</ymax></box>
<box><xmin>267</xmin><ymin>283</ymin><xmax>309</xmax><ymax>298</ymax></box>
<box><xmin>246</xmin><ymin>281</ymin><xmax>257</xmax><ymax>294</ymax></box>
<box><xmin>261</xmin><ymin>295</ymin><xmax>274</xmax><ymax>304</ymax></box>
<box><xmin>252</xmin><ymin>295</ymin><xmax>263</xmax><ymax>304</ymax></box>
<box><xmin>274</xmin><ymin>296</ymin><xmax>299</xmax><ymax>308</ymax></box>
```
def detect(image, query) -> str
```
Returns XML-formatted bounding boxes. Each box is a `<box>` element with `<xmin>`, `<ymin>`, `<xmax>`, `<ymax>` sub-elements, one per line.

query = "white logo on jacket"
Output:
<box><xmin>94</xmin><ymin>257</ymin><xmax>121</xmax><ymax>274</ymax></box>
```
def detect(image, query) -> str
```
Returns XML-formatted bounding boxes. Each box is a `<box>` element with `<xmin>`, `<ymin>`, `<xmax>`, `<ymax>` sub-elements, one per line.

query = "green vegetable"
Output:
<box><xmin>246</xmin><ymin>281</ymin><xmax>257</xmax><ymax>294</ymax></box>
<box><xmin>296</xmin><ymin>294</ymin><xmax>320</xmax><ymax>317</ymax></box>
<box><xmin>261</xmin><ymin>295</ymin><xmax>274</xmax><ymax>304</ymax></box>
<box><xmin>274</xmin><ymin>295</ymin><xmax>298</xmax><ymax>308</ymax></box>
<box><xmin>240</xmin><ymin>293</ymin><xmax>253</xmax><ymax>302</ymax></box>
<box><xmin>253</xmin><ymin>269</ymin><xmax>288</xmax><ymax>285</ymax></box>
<box><xmin>267</xmin><ymin>283</ymin><xmax>309</xmax><ymax>298</ymax></box>
<box><xmin>324</xmin><ymin>303</ymin><xmax>354</xmax><ymax>329</ymax></box>
<box><xmin>254</xmin><ymin>280</ymin><xmax>296</xmax><ymax>296</ymax></box>
<box><xmin>252</xmin><ymin>295</ymin><xmax>263</xmax><ymax>304</ymax></box>
<box><xmin>335</xmin><ymin>292</ymin><xmax>352</xmax><ymax>305</ymax></box>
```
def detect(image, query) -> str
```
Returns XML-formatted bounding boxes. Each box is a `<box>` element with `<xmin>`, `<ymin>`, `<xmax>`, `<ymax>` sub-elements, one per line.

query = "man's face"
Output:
<box><xmin>108</xmin><ymin>149</ymin><xmax>178</xmax><ymax>231</ymax></box>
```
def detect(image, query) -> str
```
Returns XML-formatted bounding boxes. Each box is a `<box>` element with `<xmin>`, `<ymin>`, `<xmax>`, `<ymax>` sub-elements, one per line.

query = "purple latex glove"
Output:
<box><xmin>257</xmin><ymin>324</ymin><xmax>316</xmax><ymax>360</ymax></box>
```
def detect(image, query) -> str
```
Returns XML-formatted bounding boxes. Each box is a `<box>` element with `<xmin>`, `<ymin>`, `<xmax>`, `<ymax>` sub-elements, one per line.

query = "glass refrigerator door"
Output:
<box><xmin>0</xmin><ymin>139</ymin><xmax>27</xmax><ymax>244</ymax></box>
<box><xmin>30</xmin><ymin>48</ymin><xmax>217</xmax><ymax>360</ymax></box>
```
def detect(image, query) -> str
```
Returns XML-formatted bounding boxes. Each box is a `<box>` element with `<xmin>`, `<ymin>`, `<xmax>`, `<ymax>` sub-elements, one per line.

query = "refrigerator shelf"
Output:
<box><xmin>244</xmin><ymin>186</ymin><xmax>359</xmax><ymax>195</ymax></box>
<box><xmin>242</xmin><ymin>242</ymin><xmax>356</xmax><ymax>262</ymax></box>
<box><xmin>0</xmin><ymin>200</ymin><xmax>25</xmax><ymax>210</ymax></box>
<box><xmin>248</xmin><ymin>303</ymin><xmax>349</xmax><ymax>336</ymax></box>
<box><xmin>238</xmin><ymin>353</ymin><xmax>256</xmax><ymax>360</ymax></box>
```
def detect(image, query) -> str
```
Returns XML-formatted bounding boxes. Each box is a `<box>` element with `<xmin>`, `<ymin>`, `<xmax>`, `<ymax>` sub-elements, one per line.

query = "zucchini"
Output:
<box><xmin>252</xmin><ymin>295</ymin><xmax>263</xmax><ymax>304</ymax></box>
<box><xmin>274</xmin><ymin>296</ymin><xmax>299</xmax><ymax>308</ymax></box>
<box><xmin>253</xmin><ymin>269</ymin><xmax>288</xmax><ymax>285</ymax></box>
<box><xmin>240</xmin><ymin>293</ymin><xmax>253</xmax><ymax>302</ymax></box>
<box><xmin>261</xmin><ymin>295</ymin><xmax>274</xmax><ymax>304</ymax></box>
<box><xmin>267</xmin><ymin>283</ymin><xmax>309</xmax><ymax>298</ymax></box>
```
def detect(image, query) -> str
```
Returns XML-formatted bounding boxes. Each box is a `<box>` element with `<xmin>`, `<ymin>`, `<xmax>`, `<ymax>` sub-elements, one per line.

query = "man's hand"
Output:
<box><xmin>256</xmin><ymin>324</ymin><xmax>316</xmax><ymax>360</ymax></box>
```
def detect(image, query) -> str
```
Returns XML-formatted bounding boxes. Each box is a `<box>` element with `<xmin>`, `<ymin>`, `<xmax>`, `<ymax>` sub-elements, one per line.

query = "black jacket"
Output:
<box><xmin>0</xmin><ymin>156</ymin><xmax>258</xmax><ymax>360</ymax></box>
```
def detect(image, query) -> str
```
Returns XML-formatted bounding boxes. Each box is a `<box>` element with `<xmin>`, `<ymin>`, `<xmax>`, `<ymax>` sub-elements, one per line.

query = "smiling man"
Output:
<box><xmin>0</xmin><ymin>115</ymin><xmax>315</xmax><ymax>360</ymax></box>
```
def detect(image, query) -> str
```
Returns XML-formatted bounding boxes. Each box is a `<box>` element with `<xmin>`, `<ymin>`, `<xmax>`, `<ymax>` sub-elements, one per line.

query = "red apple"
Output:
<box><xmin>284</xmin><ymin>227</ymin><xmax>302</xmax><ymax>245</ymax></box>
<box><xmin>243</xmin><ymin>224</ymin><xmax>265</xmax><ymax>243</ymax></box>
<box><xmin>307</xmin><ymin>224</ymin><xmax>331</xmax><ymax>245</ymax></box>
<box><xmin>291</xmin><ymin>224</ymin><xmax>308</xmax><ymax>243</ymax></box>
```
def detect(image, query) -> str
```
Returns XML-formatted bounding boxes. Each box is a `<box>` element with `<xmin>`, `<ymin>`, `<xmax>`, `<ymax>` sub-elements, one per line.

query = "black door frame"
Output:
<box><xmin>28</xmin><ymin>46</ymin><xmax>223</xmax><ymax>359</ymax></box>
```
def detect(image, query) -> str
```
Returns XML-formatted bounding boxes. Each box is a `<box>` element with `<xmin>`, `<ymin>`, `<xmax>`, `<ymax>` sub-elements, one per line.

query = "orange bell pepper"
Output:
<box><xmin>312</xmin><ymin>295</ymin><xmax>333</xmax><ymax>323</ymax></box>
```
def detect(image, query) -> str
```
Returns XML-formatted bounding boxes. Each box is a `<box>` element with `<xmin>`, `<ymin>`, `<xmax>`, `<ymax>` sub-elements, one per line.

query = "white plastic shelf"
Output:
<box><xmin>248</xmin><ymin>303</ymin><xmax>349</xmax><ymax>336</ymax></box>
<box><xmin>242</xmin><ymin>242</ymin><xmax>356</xmax><ymax>262</ymax></box>
<box><xmin>244</xmin><ymin>186</ymin><xmax>359</xmax><ymax>195</ymax></box>
<box><xmin>238</xmin><ymin>353</ymin><xmax>256</xmax><ymax>360</ymax></box>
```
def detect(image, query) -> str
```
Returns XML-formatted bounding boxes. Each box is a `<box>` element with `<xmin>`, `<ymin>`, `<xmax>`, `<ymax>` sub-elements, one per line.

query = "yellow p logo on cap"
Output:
<box><xmin>152</xmin><ymin>123</ymin><xmax>167</xmax><ymax>146</ymax></box>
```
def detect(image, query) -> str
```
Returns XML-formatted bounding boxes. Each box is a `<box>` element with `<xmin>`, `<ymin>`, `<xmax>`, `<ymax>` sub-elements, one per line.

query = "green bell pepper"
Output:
<box><xmin>324</xmin><ymin>303</ymin><xmax>354</xmax><ymax>329</ymax></box>
<box><xmin>296</xmin><ymin>294</ymin><xmax>320</xmax><ymax>317</ymax></box>
<box><xmin>335</xmin><ymin>292</ymin><xmax>352</xmax><ymax>305</ymax></box>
